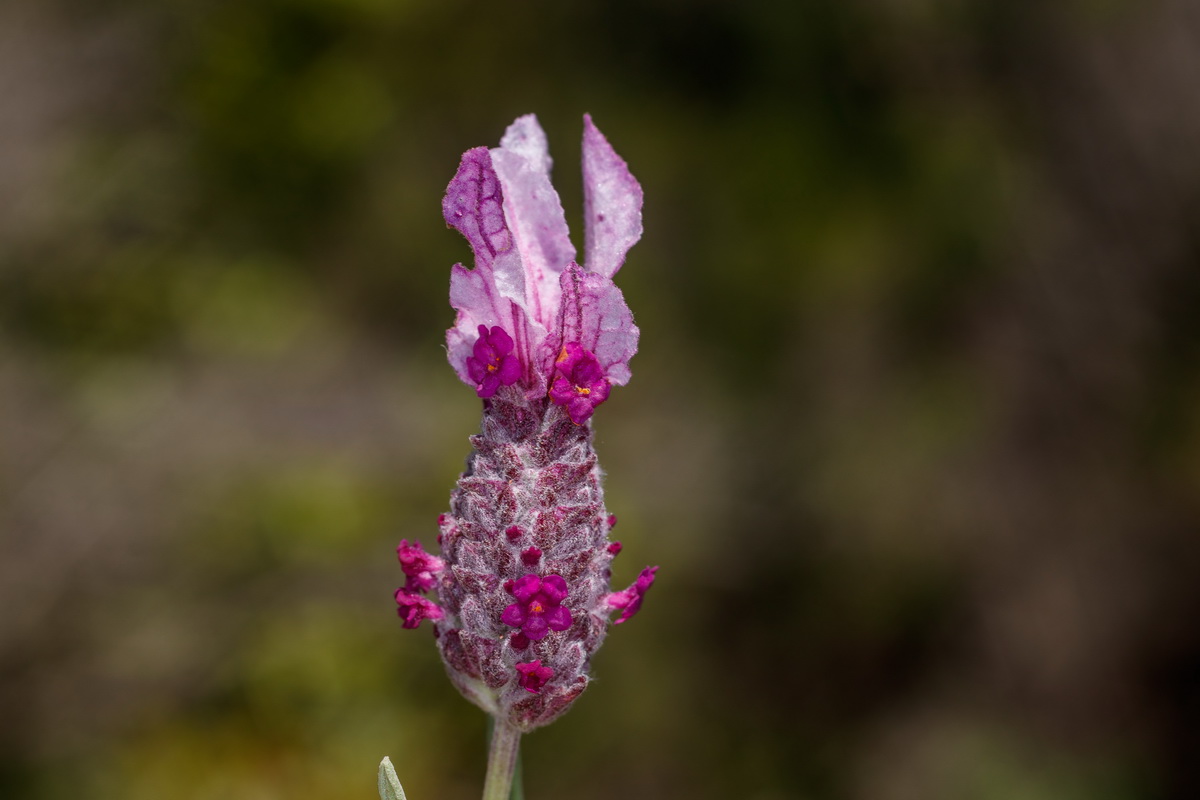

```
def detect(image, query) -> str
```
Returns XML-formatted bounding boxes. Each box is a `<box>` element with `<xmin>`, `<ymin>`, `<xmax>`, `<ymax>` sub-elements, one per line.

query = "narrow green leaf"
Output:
<box><xmin>378</xmin><ymin>756</ymin><xmax>408</xmax><ymax>800</ymax></box>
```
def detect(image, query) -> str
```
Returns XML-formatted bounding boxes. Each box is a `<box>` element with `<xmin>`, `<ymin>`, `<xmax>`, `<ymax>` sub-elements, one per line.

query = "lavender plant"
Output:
<box><xmin>381</xmin><ymin>115</ymin><xmax>657</xmax><ymax>800</ymax></box>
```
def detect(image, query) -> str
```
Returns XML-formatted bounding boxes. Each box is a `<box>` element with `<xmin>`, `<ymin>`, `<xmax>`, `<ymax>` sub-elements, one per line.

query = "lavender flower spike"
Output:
<box><xmin>396</xmin><ymin>115</ymin><xmax>658</xmax><ymax>754</ymax></box>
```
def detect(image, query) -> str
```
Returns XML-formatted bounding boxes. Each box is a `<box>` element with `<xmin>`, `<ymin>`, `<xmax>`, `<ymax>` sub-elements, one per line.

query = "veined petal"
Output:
<box><xmin>444</xmin><ymin>148</ymin><xmax>548</xmax><ymax>387</ymax></box>
<box><xmin>492</xmin><ymin>115</ymin><xmax>576</xmax><ymax>328</ymax></box>
<box><xmin>554</xmin><ymin>264</ymin><xmax>639</xmax><ymax>386</ymax></box>
<box><xmin>443</xmin><ymin>147</ymin><xmax>526</xmax><ymax>305</ymax></box>
<box><xmin>582</xmin><ymin>114</ymin><xmax>644</xmax><ymax>279</ymax></box>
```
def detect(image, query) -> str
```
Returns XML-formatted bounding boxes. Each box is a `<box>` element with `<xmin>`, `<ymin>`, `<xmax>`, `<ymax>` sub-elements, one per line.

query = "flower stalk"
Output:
<box><xmin>481</xmin><ymin>718</ymin><xmax>522</xmax><ymax>800</ymax></box>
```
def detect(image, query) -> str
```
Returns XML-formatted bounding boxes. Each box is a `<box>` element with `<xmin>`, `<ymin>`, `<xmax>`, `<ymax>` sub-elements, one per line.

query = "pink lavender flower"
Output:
<box><xmin>396</xmin><ymin>114</ymin><xmax>658</xmax><ymax>735</ymax></box>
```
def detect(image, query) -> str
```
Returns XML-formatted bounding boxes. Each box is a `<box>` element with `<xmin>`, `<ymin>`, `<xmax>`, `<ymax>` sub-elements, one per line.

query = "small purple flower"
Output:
<box><xmin>395</xmin><ymin>588</ymin><xmax>444</xmax><ymax>629</ymax></box>
<box><xmin>606</xmin><ymin>566</ymin><xmax>658</xmax><ymax>625</ymax></box>
<box><xmin>501</xmin><ymin>574</ymin><xmax>573</xmax><ymax>640</ymax></box>
<box><xmin>396</xmin><ymin>539</ymin><xmax>444</xmax><ymax>593</ymax></box>
<box><xmin>466</xmin><ymin>324</ymin><xmax>522</xmax><ymax>398</ymax></box>
<box><xmin>515</xmin><ymin>660</ymin><xmax>554</xmax><ymax>694</ymax></box>
<box><xmin>549</xmin><ymin>342</ymin><xmax>611</xmax><ymax>424</ymax></box>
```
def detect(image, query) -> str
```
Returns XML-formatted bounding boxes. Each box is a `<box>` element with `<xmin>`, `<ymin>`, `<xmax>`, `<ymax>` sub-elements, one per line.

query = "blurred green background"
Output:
<box><xmin>2</xmin><ymin>0</ymin><xmax>1199</xmax><ymax>798</ymax></box>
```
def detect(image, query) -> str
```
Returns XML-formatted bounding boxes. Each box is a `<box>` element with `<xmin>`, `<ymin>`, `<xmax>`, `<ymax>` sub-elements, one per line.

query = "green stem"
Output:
<box><xmin>482</xmin><ymin>717</ymin><xmax>522</xmax><ymax>800</ymax></box>
<box><xmin>509</xmin><ymin>747</ymin><xmax>525</xmax><ymax>800</ymax></box>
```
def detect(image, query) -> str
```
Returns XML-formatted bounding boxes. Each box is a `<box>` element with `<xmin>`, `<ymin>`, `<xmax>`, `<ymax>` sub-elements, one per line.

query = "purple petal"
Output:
<box><xmin>499</xmin><ymin>116</ymin><xmax>552</xmax><ymax>174</ymax></box>
<box><xmin>523</xmin><ymin>615</ymin><xmax>549</xmax><ymax>640</ymax></box>
<box><xmin>548</xmin><ymin>374</ymin><xmax>575</xmax><ymax>406</ymax></box>
<box><xmin>406</xmin><ymin>572</ymin><xmax>436</xmax><ymax>593</ymax></box>
<box><xmin>554</xmin><ymin>264</ymin><xmax>639</xmax><ymax>386</ymax></box>
<box><xmin>497</xmin><ymin>354</ymin><xmax>522</xmax><ymax>385</ymax></box>
<box><xmin>511</xmin><ymin>574</ymin><xmax>541</xmax><ymax>602</ymax></box>
<box><xmin>516</xmin><ymin>659</ymin><xmax>553</xmax><ymax>693</ymax></box>
<box><xmin>605</xmin><ymin>589</ymin><xmax>632</xmax><ymax>610</ymax></box>
<box><xmin>545</xmin><ymin>605</ymin><xmax>573</xmax><ymax>632</ymax></box>
<box><xmin>541</xmin><ymin>574</ymin><xmax>569</xmax><ymax>603</ymax></box>
<box><xmin>395</xmin><ymin>590</ymin><xmax>444</xmax><ymax>629</ymax></box>
<box><xmin>476</xmin><ymin>372</ymin><xmax>500</xmax><ymax>398</ymax></box>
<box><xmin>574</xmin><ymin>354</ymin><xmax>606</xmax><ymax>386</ymax></box>
<box><xmin>442</xmin><ymin>148</ymin><xmax>525</xmax><ymax>305</ymax></box>
<box><xmin>396</xmin><ymin>540</ymin><xmax>444</xmax><ymax>589</ymax></box>
<box><xmin>466</xmin><ymin>356</ymin><xmax>485</xmax><ymax>384</ymax></box>
<box><xmin>491</xmin><ymin>116</ymin><xmax>577</xmax><ymax>330</ymax></box>
<box><xmin>444</xmin><ymin>148</ymin><xmax>543</xmax><ymax>387</ymax></box>
<box><xmin>611</xmin><ymin>566</ymin><xmax>657</xmax><ymax>625</ymax></box>
<box><xmin>501</xmin><ymin>603</ymin><xmax>527</xmax><ymax>628</ymax></box>
<box><xmin>471</xmin><ymin>325</ymin><xmax>491</xmax><ymax>358</ymax></box>
<box><xmin>487</xmin><ymin>325</ymin><xmax>514</xmax><ymax>355</ymax></box>
<box><xmin>582</xmin><ymin>114</ymin><xmax>643</xmax><ymax>279</ymax></box>
<box><xmin>635</xmin><ymin>565</ymin><xmax>658</xmax><ymax>592</ymax></box>
<box><xmin>567</xmin><ymin>397</ymin><xmax>596</xmax><ymax>425</ymax></box>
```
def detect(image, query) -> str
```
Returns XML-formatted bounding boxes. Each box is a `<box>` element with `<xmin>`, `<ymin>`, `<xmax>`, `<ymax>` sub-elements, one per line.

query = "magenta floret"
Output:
<box><xmin>397</xmin><ymin>539</ymin><xmax>444</xmax><ymax>593</ymax></box>
<box><xmin>395</xmin><ymin>588</ymin><xmax>444</xmax><ymax>629</ymax></box>
<box><xmin>606</xmin><ymin>566</ymin><xmax>658</xmax><ymax>624</ymax></box>
<box><xmin>501</xmin><ymin>574</ymin><xmax>573</xmax><ymax>640</ymax></box>
<box><xmin>515</xmin><ymin>660</ymin><xmax>554</xmax><ymax>694</ymax></box>
<box><xmin>466</xmin><ymin>325</ymin><xmax>522</xmax><ymax>397</ymax></box>
<box><xmin>549</xmin><ymin>342</ymin><xmax>611</xmax><ymax>424</ymax></box>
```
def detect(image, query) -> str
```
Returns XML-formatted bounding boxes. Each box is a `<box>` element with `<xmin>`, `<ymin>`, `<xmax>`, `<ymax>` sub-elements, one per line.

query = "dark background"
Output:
<box><xmin>2</xmin><ymin>1</ymin><xmax>1199</xmax><ymax>798</ymax></box>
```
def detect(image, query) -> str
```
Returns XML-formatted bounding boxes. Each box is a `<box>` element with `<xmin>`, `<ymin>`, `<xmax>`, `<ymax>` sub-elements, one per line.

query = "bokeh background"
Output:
<box><xmin>3</xmin><ymin>0</ymin><xmax>1199</xmax><ymax>798</ymax></box>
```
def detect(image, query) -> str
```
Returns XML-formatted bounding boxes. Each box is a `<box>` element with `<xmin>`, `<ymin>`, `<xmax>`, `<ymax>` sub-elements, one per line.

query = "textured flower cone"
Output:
<box><xmin>435</xmin><ymin>389</ymin><xmax>615</xmax><ymax>730</ymax></box>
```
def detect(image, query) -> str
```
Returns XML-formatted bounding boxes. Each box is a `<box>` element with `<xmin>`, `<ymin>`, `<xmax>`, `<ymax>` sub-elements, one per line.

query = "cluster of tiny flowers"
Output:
<box><xmin>393</xmin><ymin>114</ymin><xmax>657</xmax><ymax>732</ymax></box>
